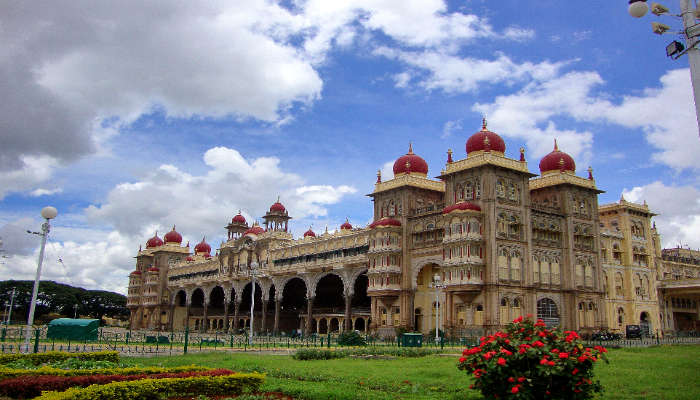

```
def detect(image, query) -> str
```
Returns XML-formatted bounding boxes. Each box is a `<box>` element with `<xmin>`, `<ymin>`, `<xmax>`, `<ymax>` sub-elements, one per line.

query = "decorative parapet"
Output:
<box><xmin>372</xmin><ymin>174</ymin><xmax>445</xmax><ymax>194</ymax></box>
<box><xmin>442</xmin><ymin>152</ymin><xmax>532</xmax><ymax>176</ymax></box>
<box><xmin>529</xmin><ymin>172</ymin><xmax>600</xmax><ymax>191</ymax></box>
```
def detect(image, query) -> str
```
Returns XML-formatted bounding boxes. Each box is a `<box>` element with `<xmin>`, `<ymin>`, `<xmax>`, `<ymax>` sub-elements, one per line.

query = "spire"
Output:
<box><xmin>447</xmin><ymin>148</ymin><xmax>453</xmax><ymax>163</ymax></box>
<box><xmin>587</xmin><ymin>166</ymin><xmax>593</xmax><ymax>180</ymax></box>
<box><xmin>481</xmin><ymin>117</ymin><xmax>487</xmax><ymax>131</ymax></box>
<box><xmin>139</xmin><ymin>245</ymin><xmax>142</xmax><ymax>252</ymax></box>
<box><xmin>377</xmin><ymin>169</ymin><xmax>381</xmax><ymax>183</ymax></box>
<box><xmin>554</xmin><ymin>138</ymin><xmax>559</xmax><ymax>151</ymax></box>
<box><xmin>620</xmin><ymin>193</ymin><xmax>626</xmax><ymax>202</ymax></box>
<box><xmin>408</xmin><ymin>142</ymin><xmax>414</xmax><ymax>154</ymax></box>
<box><xmin>519</xmin><ymin>147</ymin><xmax>525</xmax><ymax>162</ymax></box>
<box><xmin>172</xmin><ymin>225</ymin><xmax>176</xmax><ymax>231</ymax></box>
<box><xmin>186</xmin><ymin>241</ymin><xmax>189</xmax><ymax>247</ymax></box>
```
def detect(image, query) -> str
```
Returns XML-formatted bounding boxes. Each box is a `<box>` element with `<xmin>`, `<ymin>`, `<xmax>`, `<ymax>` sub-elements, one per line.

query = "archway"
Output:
<box><xmin>414</xmin><ymin>263</ymin><xmax>441</xmax><ymax>333</ymax></box>
<box><xmin>318</xmin><ymin>318</ymin><xmax>328</xmax><ymax>334</ymax></box>
<box><xmin>352</xmin><ymin>272</ymin><xmax>371</xmax><ymax>309</ymax></box>
<box><xmin>282</xmin><ymin>277</ymin><xmax>308</xmax><ymax>334</ymax></box>
<box><xmin>172</xmin><ymin>290</ymin><xmax>187</xmax><ymax>330</ymax></box>
<box><xmin>174</xmin><ymin>290</ymin><xmax>186</xmax><ymax>306</ymax></box>
<box><xmin>414</xmin><ymin>308</ymin><xmax>422</xmax><ymax>331</ymax></box>
<box><xmin>240</xmin><ymin>282</ymin><xmax>262</xmax><ymax>332</ymax></box>
<box><xmin>537</xmin><ymin>298</ymin><xmax>559</xmax><ymax>328</ymax></box>
<box><xmin>354</xmin><ymin>317</ymin><xmax>365</xmax><ymax>331</ymax></box>
<box><xmin>315</xmin><ymin>274</ymin><xmax>345</xmax><ymax>310</ymax></box>
<box><xmin>640</xmin><ymin>311</ymin><xmax>651</xmax><ymax>336</ymax></box>
<box><xmin>330</xmin><ymin>318</ymin><xmax>340</xmax><ymax>332</ymax></box>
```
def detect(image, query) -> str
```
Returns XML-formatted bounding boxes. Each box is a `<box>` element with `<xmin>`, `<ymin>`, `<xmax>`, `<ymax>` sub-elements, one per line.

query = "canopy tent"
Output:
<box><xmin>46</xmin><ymin>318</ymin><xmax>99</xmax><ymax>341</ymax></box>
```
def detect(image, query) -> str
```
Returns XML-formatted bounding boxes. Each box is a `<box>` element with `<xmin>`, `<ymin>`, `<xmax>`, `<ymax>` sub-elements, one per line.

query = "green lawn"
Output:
<box><xmin>124</xmin><ymin>346</ymin><xmax>700</xmax><ymax>399</ymax></box>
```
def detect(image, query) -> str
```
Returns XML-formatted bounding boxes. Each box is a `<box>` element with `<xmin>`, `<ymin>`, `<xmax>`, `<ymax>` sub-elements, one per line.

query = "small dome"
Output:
<box><xmin>270</xmin><ymin>197</ymin><xmax>286</xmax><ymax>213</ymax></box>
<box><xmin>442</xmin><ymin>202</ymin><xmax>482</xmax><ymax>214</ymax></box>
<box><xmin>194</xmin><ymin>237</ymin><xmax>211</xmax><ymax>255</ymax></box>
<box><xmin>539</xmin><ymin>139</ymin><xmax>576</xmax><ymax>174</ymax></box>
<box><xmin>393</xmin><ymin>143</ymin><xmax>429</xmax><ymax>176</ymax></box>
<box><xmin>466</xmin><ymin>119</ymin><xmax>506</xmax><ymax>155</ymax></box>
<box><xmin>130</xmin><ymin>270</ymin><xmax>141</xmax><ymax>275</ymax></box>
<box><xmin>232</xmin><ymin>213</ymin><xmax>246</xmax><ymax>224</ymax></box>
<box><xmin>164</xmin><ymin>226</ymin><xmax>182</xmax><ymax>244</ymax></box>
<box><xmin>243</xmin><ymin>225</ymin><xmax>266</xmax><ymax>236</ymax></box>
<box><xmin>147</xmin><ymin>267</ymin><xmax>159</xmax><ymax>272</ymax></box>
<box><xmin>146</xmin><ymin>232</ymin><xmax>163</xmax><ymax>248</ymax></box>
<box><xmin>186</xmin><ymin>256</ymin><xmax>194</xmax><ymax>262</ymax></box>
<box><xmin>369</xmin><ymin>217</ymin><xmax>402</xmax><ymax>229</ymax></box>
<box><xmin>303</xmin><ymin>227</ymin><xmax>316</xmax><ymax>238</ymax></box>
<box><xmin>340</xmin><ymin>219</ymin><xmax>353</xmax><ymax>230</ymax></box>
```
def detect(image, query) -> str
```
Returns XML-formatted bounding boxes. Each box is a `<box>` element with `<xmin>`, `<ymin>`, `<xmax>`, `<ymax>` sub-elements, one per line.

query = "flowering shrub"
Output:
<box><xmin>0</xmin><ymin>365</ymin><xmax>210</xmax><ymax>381</ymax></box>
<box><xmin>0</xmin><ymin>351</ymin><xmax>119</xmax><ymax>366</ymax></box>
<box><xmin>457</xmin><ymin>315</ymin><xmax>608</xmax><ymax>399</ymax></box>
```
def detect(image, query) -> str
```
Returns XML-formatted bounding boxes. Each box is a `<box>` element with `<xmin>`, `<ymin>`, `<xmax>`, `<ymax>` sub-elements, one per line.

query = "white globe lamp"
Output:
<box><xmin>629</xmin><ymin>0</ymin><xmax>649</xmax><ymax>18</ymax></box>
<box><xmin>41</xmin><ymin>206</ymin><xmax>58</xmax><ymax>220</ymax></box>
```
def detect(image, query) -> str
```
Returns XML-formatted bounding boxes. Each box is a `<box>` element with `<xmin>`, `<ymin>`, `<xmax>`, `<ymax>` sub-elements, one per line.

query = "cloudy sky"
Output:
<box><xmin>1</xmin><ymin>0</ymin><xmax>699</xmax><ymax>294</ymax></box>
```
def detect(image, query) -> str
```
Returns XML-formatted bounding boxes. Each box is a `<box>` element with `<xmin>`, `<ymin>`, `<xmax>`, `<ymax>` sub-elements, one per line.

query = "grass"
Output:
<box><xmin>124</xmin><ymin>345</ymin><xmax>700</xmax><ymax>399</ymax></box>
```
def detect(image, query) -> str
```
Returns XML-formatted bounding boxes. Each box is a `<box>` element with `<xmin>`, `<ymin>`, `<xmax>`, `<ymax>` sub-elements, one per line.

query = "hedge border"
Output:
<box><xmin>0</xmin><ymin>351</ymin><xmax>119</xmax><ymax>366</ymax></box>
<box><xmin>35</xmin><ymin>373</ymin><xmax>265</xmax><ymax>400</ymax></box>
<box><xmin>0</xmin><ymin>365</ymin><xmax>210</xmax><ymax>380</ymax></box>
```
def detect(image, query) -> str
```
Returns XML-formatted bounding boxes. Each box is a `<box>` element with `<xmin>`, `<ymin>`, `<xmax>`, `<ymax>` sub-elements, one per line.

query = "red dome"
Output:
<box><xmin>232</xmin><ymin>212</ymin><xmax>246</xmax><ymax>224</ymax></box>
<box><xmin>146</xmin><ymin>232</ymin><xmax>163</xmax><ymax>248</ymax></box>
<box><xmin>186</xmin><ymin>256</ymin><xmax>194</xmax><ymax>262</ymax></box>
<box><xmin>393</xmin><ymin>143</ymin><xmax>429</xmax><ymax>176</ymax></box>
<box><xmin>442</xmin><ymin>202</ymin><xmax>482</xmax><ymax>214</ymax></box>
<box><xmin>243</xmin><ymin>225</ymin><xmax>266</xmax><ymax>236</ymax></box>
<box><xmin>194</xmin><ymin>237</ymin><xmax>211</xmax><ymax>255</ymax></box>
<box><xmin>164</xmin><ymin>226</ymin><xmax>182</xmax><ymax>244</ymax></box>
<box><xmin>466</xmin><ymin>119</ymin><xmax>506</xmax><ymax>155</ymax></box>
<box><xmin>340</xmin><ymin>219</ymin><xmax>353</xmax><ymax>230</ymax></box>
<box><xmin>369</xmin><ymin>218</ymin><xmax>402</xmax><ymax>229</ymax></box>
<box><xmin>148</xmin><ymin>267</ymin><xmax>159</xmax><ymax>272</ymax></box>
<box><xmin>270</xmin><ymin>198</ymin><xmax>286</xmax><ymax>213</ymax></box>
<box><xmin>539</xmin><ymin>140</ymin><xmax>576</xmax><ymax>174</ymax></box>
<box><xmin>130</xmin><ymin>270</ymin><xmax>141</xmax><ymax>275</ymax></box>
<box><xmin>303</xmin><ymin>227</ymin><xmax>316</xmax><ymax>238</ymax></box>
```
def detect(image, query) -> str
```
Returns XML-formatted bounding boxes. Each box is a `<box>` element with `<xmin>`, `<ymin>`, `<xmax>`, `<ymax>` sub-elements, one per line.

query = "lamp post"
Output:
<box><xmin>73</xmin><ymin>304</ymin><xmax>78</xmax><ymax>319</ymax></box>
<box><xmin>629</xmin><ymin>0</ymin><xmax>700</xmax><ymax>135</ymax></box>
<box><xmin>249</xmin><ymin>260</ymin><xmax>258</xmax><ymax>345</ymax></box>
<box><xmin>6</xmin><ymin>288</ymin><xmax>16</xmax><ymax>325</ymax></box>
<box><xmin>23</xmin><ymin>206</ymin><xmax>57</xmax><ymax>352</ymax></box>
<box><xmin>429</xmin><ymin>273</ymin><xmax>447</xmax><ymax>344</ymax></box>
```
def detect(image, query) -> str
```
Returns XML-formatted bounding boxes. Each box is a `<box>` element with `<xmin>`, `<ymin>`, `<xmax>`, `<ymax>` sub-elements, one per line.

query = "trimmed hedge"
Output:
<box><xmin>0</xmin><ymin>368</ymin><xmax>235</xmax><ymax>398</ymax></box>
<box><xmin>0</xmin><ymin>351</ymin><xmax>119</xmax><ymax>366</ymax></box>
<box><xmin>0</xmin><ymin>365</ymin><xmax>210</xmax><ymax>380</ymax></box>
<box><xmin>35</xmin><ymin>373</ymin><xmax>265</xmax><ymax>400</ymax></box>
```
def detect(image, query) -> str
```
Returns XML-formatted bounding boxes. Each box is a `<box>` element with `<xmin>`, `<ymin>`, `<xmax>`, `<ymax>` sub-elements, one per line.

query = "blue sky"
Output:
<box><xmin>1</xmin><ymin>0</ymin><xmax>700</xmax><ymax>293</ymax></box>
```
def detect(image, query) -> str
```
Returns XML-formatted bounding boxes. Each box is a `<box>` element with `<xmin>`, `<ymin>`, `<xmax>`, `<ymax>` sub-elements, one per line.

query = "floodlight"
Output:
<box><xmin>629</xmin><ymin>0</ymin><xmax>649</xmax><ymax>18</ymax></box>
<box><xmin>666</xmin><ymin>40</ymin><xmax>685</xmax><ymax>58</ymax></box>
<box><xmin>651</xmin><ymin>3</ymin><xmax>670</xmax><ymax>16</ymax></box>
<box><xmin>652</xmin><ymin>22</ymin><xmax>671</xmax><ymax>34</ymax></box>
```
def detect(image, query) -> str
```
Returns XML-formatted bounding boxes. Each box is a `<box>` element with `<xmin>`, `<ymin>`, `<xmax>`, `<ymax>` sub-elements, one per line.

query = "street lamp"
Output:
<box><xmin>429</xmin><ymin>273</ymin><xmax>447</xmax><ymax>344</ymax></box>
<box><xmin>629</xmin><ymin>0</ymin><xmax>700</xmax><ymax>135</ymax></box>
<box><xmin>73</xmin><ymin>304</ymin><xmax>78</xmax><ymax>319</ymax></box>
<box><xmin>23</xmin><ymin>206</ymin><xmax>57</xmax><ymax>352</ymax></box>
<box><xmin>249</xmin><ymin>260</ymin><xmax>258</xmax><ymax>345</ymax></box>
<box><xmin>5</xmin><ymin>288</ymin><xmax>16</xmax><ymax>325</ymax></box>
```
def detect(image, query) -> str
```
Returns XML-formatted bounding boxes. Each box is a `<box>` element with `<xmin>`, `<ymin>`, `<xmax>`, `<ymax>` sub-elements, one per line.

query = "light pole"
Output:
<box><xmin>6</xmin><ymin>288</ymin><xmax>16</xmax><ymax>325</ymax></box>
<box><xmin>249</xmin><ymin>260</ymin><xmax>258</xmax><ymax>345</ymax></box>
<box><xmin>429</xmin><ymin>273</ymin><xmax>447</xmax><ymax>344</ymax></box>
<box><xmin>23</xmin><ymin>206</ymin><xmax>57</xmax><ymax>352</ymax></box>
<box><xmin>73</xmin><ymin>304</ymin><xmax>78</xmax><ymax>319</ymax></box>
<box><xmin>629</xmin><ymin>0</ymin><xmax>700</xmax><ymax>135</ymax></box>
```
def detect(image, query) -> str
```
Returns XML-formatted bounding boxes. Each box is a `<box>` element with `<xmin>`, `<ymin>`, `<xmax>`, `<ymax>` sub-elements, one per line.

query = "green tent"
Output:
<box><xmin>46</xmin><ymin>318</ymin><xmax>99</xmax><ymax>341</ymax></box>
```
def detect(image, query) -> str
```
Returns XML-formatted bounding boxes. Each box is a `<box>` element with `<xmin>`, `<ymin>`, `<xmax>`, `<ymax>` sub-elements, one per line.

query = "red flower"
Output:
<box><xmin>540</xmin><ymin>358</ymin><xmax>549</xmax><ymax>366</ymax></box>
<box><xmin>500</xmin><ymin>348</ymin><xmax>513</xmax><ymax>356</ymax></box>
<box><xmin>532</xmin><ymin>340</ymin><xmax>544</xmax><ymax>347</ymax></box>
<box><xmin>517</xmin><ymin>377</ymin><xmax>526</xmax><ymax>383</ymax></box>
<box><xmin>511</xmin><ymin>385</ymin><xmax>520</xmax><ymax>394</ymax></box>
<box><xmin>513</xmin><ymin>316</ymin><xmax>523</xmax><ymax>323</ymax></box>
<box><xmin>547</xmin><ymin>361</ymin><xmax>555</xmax><ymax>366</ymax></box>
<box><xmin>459</xmin><ymin>357</ymin><xmax>466</xmax><ymax>363</ymax></box>
<box><xmin>508</xmin><ymin>377</ymin><xmax>515</xmax><ymax>383</ymax></box>
<box><xmin>551</xmin><ymin>348</ymin><xmax>560</xmax><ymax>353</ymax></box>
<box><xmin>558</xmin><ymin>352</ymin><xmax>569</xmax><ymax>359</ymax></box>
<box><xmin>497</xmin><ymin>357</ymin><xmax>506</xmax><ymax>366</ymax></box>
<box><xmin>538</xmin><ymin>331</ymin><xmax>547</xmax><ymax>337</ymax></box>
<box><xmin>572</xmin><ymin>368</ymin><xmax>579</xmax><ymax>375</ymax></box>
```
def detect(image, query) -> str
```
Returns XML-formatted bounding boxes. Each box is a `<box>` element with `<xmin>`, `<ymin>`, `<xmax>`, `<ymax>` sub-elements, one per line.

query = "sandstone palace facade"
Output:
<box><xmin>127</xmin><ymin>121</ymin><xmax>700</xmax><ymax>337</ymax></box>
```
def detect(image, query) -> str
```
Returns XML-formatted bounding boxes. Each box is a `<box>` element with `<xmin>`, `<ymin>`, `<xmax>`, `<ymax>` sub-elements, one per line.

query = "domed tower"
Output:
<box><xmin>226</xmin><ymin>210</ymin><xmax>249</xmax><ymax>240</ymax></box>
<box><xmin>538</xmin><ymin>139</ymin><xmax>576</xmax><ymax>175</ymax></box>
<box><xmin>263</xmin><ymin>196</ymin><xmax>292</xmax><ymax>232</ymax></box>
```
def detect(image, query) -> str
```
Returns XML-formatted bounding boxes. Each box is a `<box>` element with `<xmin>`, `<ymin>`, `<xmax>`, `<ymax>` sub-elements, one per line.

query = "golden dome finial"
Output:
<box><xmin>519</xmin><ymin>147</ymin><xmax>525</xmax><ymax>162</ymax></box>
<box><xmin>587</xmin><ymin>166</ymin><xmax>593</xmax><ymax>180</ymax></box>
<box><xmin>376</xmin><ymin>169</ymin><xmax>381</xmax><ymax>183</ymax></box>
<box><xmin>481</xmin><ymin>117</ymin><xmax>487</xmax><ymax>131</ymax></box>
<box><xmin>554</xmin><ymin>138</ymin><xmax>559</xmax><ymax>151</ymax></box>
<box><xmin>408</xmin><ymin>142</ymin><xmax>414</xmax><ymax>154</ymax></box>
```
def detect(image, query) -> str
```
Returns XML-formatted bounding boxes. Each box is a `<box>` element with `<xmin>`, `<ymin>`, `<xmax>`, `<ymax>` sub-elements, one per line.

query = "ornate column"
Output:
<box><xmin>261</xmin><ymin>299</ymin><xmax>268</xmax><ymax>333</ymax></box>
<box><xmin>305</xmin><ymin>296</ymin><xmax>315</xmax><ymax>335</ymax></box>
<box><xmin>201</xmin><ymin>292</ymin><xmax>209</xmax><ymax>333</ymax></box>
<box><xmin>169</xmin><ymin>303</ymin><xmax>176</xmax><ymax>331</ymax></box>
<box><xmin>185</xmin><ymin>299</ymin><xmax>191</xmax><ymax>331</ymax></box>
<box><xmin>344</xmin><ymin>290</ymin><xmax>353</xmax><ymax>331</ymax></box>
<box><xmin>223</xmin><ymin>286</ymin><xmax>232</xmax><ymax>332</ymax></box>
<box><xmin>273</xmin><ymin>293</ymin><xmax>281</xmax><ymax>335</ymax></box>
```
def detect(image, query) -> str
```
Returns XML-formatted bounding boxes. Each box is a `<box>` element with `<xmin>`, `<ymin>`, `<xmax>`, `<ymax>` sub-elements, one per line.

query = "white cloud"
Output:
<box><xmin>30</xmin><ymin>188</ymin><xmax>63</xmax><ymax>197</ymax></box>
<box><xmin>623</xmin><ymin>181</ymin><xmax>700</xmax><ymax>249</ymax></box>
<box><xmin>0</xmin><ymin>155</ymin><xmax>60</xmax><ymax>200</ymax></box>
<box><xmin>442</xmin><ymin>119</ymin><xmax>463</xmax><ymax>139</ymax></box>
<box><xmin>380</xmin><ymin>161</ymin><xmax>395</xmax><ymax>181</ymax></box>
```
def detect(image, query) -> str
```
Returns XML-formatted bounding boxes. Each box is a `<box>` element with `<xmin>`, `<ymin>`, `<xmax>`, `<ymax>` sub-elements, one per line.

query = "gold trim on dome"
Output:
<box><xmin>442</xmin><ymin>151</ymin><xmax>531</xmax><ymax>176</ymax></box>
<box><xmin>372</xmin><ymin>173</ymin><xmax>445</xmax><ymax>194</ymax></box>
<box><xmin>529</xmin><ymin>172</ymin><xmax>600</xmax><ymax>191</ymax></box>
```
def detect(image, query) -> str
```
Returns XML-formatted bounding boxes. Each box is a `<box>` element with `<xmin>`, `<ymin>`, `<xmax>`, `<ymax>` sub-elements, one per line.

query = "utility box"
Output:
<box><xmin>47</xmin><ymin>318</ymin><xmax>99</xmax><ymax>341</ymax></box>
<box><xmin>400</xmin><ymin>333</ymin><xmax>423</xmax><ymax>347</ymax></box>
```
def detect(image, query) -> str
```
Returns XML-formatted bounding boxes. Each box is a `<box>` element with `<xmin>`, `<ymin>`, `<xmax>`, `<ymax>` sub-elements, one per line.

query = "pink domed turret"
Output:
<box><xmin>442</xmin><ymin>202</ymin><xmax>482</xmax><ymax>215</ymax></box>
<box><xmin>243</xmin><ymin>223</ymin><xmax>266</xmax><ymax>237</ymax></box>
<box><xmin>232</xmin><ymin>211</ymin><xmax>246</xmax><ymax>224</ymax></box>
<box><xmin>369</xmin><ymin>218</ymin><xmax>402</xmax><ymax>229</ymax></box>
<box><xmin>539</xmin><ymin>139</ymin><xmax>576</xmax><ymax>174</ymax></box>
<box><xmin>194</xmin><ymin>237</ymin><xmax>211</xmax><ymax>255</ymax></box>
<box><xmin>340</xmin><ymin>219</ymin><xmax>353</xmax><ymax>230</ymax></box>
<box><xmin>146</xmin><ymin>232</ymin><xmax>164</xmax><ymax>248</ymax></box>
<box><xmin>303</xmin><ymin>227</ymin><xmax>316</xmax><ymax>238</ymax></box>
<box><xmin>393</xmin><ymin>143</ymin><xmax>429</xmax><ymax>176</ymax></box>
<box><xmin>164</xmin><ymin>226</ymin><xmax>182</xmax><ymax>244</ymax></box>
<box><xmin>466</xmin><ymin>119</ymin><xmax>506</xmax><ymax>155</ymax></box>
<box><xmin>270</xmin><ymin>197</ymin><xmax>286</xmax><ymax>213</ymax></box>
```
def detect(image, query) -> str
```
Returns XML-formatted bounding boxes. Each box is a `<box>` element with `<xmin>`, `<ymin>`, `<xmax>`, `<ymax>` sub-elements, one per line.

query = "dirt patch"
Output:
<box><xmin>168</xmin><ymin>392</ymin><xmax>294</xmax><ymax>399</ymax></box>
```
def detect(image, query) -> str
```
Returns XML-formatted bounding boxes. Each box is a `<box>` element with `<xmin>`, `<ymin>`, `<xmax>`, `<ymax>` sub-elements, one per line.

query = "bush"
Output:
<box><xmin>457</xmin><ymin>315</ymin><xmax>608</xmax><ymax>399</ymax></box>
<box><xmin>34</xmin><ymin>373</ymin><xmax>264</xmax><ymax>400</ymax></box>
<box><xmin>0</xmin><ymin>368</ymin><xmax>235</xmax><ymax>398</ymax></box>
<box><xmin>0</xmin><ymin>351</ymin><xmax>119</xmax><ymax>366</ymax></box>
<box><xmin>0</xmin><ymin>365</ymin><xmax>210</xmax><ymax>381</ymax></box>
<box><xmin>337</xmin><ymin>331</ymin><xmax>366</xmax><ymax>346</ymax></box>
<box><xmin>293</xmin><ymin>349</ymin><xmax>346</xmax><ymax>360</ymax></box>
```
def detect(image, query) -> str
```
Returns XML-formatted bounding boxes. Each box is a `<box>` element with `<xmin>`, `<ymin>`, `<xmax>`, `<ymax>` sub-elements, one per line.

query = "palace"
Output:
<box><xmin>127</xmin><ymin>121</ymin><xmax>700</xmax><ymax>337</ymax></box>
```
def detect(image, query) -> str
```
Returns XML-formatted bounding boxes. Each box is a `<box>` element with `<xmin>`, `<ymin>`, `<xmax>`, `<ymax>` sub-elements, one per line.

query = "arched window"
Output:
<box><xmin>537</xmin><ymin>298</ymin><xmax>559</xmax><ymax>328</ymax></box>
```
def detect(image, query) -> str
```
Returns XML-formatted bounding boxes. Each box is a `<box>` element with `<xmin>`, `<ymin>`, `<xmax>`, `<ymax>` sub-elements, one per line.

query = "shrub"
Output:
<box><xmin>0</xmin><ymin>351</ymin><xmax>119</xmax><ymax>366</ymax></box>
<box><xmin>293</xmin><ymin>349</ymin><xmax>346</xmax><ymax>360</ymax></box>
<box><xmin>35</xmin><ymin>373</ymin><xmax>264</xmax><ymax>400</ymax></box>
<box><xmin>337</xmin><ymin>331</ymin><xmax>366</xmax><ymax>346</ymax></box>
<box><xmin>457</xmin><ymin>316</ymin><xmax>608</xmax><ymax>399</ymax></box>
<box><xmin>0</xmin><ymin>365</ymin><xmax>210</xmax><ymax>381</ymax></box>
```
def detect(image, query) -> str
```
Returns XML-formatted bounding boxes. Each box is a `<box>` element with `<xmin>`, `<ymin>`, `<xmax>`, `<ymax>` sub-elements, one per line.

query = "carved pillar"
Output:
<box><xmin>185</xmin><ymin>300</ymin><xmax>191</xmax><ymax>331</ymax></box>
<box><xmin>261</xmin><ymin>299</ymin><xmax>268</xmax><ymax>333</ymax></box>
<box><xmin>273</xmin><ymin>295</ymin><xmax>281</xmax><ymax>335</ymax></box>
<box><xmin>223</xmin><ymin>302</ymin><xmax>229</xmax><ymax>333</ymax></box>
<box><xmin>305</xmin><ymin>296</ymin><xmax>315</xmax><ymax>335</ymax></box>
<box><xmin>201</xmin><ymin>293</ymin><xmax>209</xmax><ymax>333</ymax></box>
<box><xmin>344</xmin><ymin>292</ymin><xmax>353</xmax><ymax>331</ymax></box>
<box><xmin>169</xmin><ymin>304</ymin><xmax>176</xmax><ymax>331</ymax></box>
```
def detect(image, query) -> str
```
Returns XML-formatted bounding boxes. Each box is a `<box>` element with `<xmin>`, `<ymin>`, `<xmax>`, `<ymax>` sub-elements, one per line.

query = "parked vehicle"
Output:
<box><xmin>626</xmin><ymin>324</ymin><xmax>642</xmax><ymax>339</ymax></box>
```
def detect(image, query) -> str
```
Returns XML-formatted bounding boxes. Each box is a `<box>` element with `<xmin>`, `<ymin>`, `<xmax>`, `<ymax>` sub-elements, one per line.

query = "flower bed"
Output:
<box><xmin>0</xmin><ymin>365</ymin><xmax>210</xmax><ymax>380</ymax></box>
<box><xmin>0</xmin><ymin>351</ymin><xmax>119</xmax><ymax>366</ymax></box>
<box><xmin>0</xmin><ymin>368</ymin><xmax>235</xmax><ymax>398</ymax></box>
<box><xmin>34</xmin><ymin>373</ymin><xmax>265</xmax><ymax>400</ymax></box>
<box><xmin>458</xmin><ymin>315</ymin><xmax>608</xmax><ymax>399</ymax></box>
